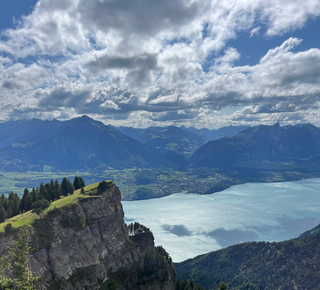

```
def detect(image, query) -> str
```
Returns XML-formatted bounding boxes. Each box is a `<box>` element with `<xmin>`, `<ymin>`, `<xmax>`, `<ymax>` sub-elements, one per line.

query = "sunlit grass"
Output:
<box><xmin>0</xmin><ymin>180</ymin><xmax>113</xmax><ymax>233</ymax></box>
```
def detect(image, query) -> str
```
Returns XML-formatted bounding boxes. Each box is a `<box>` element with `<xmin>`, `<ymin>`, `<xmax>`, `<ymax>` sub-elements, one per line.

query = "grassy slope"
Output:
<box><xmin>0</xmin><ymin>180</ymin><xmax>113</xmax><ymax>232</ymax></box>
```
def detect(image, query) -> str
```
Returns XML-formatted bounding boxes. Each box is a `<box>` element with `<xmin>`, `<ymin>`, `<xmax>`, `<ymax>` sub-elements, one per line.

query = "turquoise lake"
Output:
<box><xmin>122</xmin><ymin>178</ymin><xmax>320</xmax><ymax>262</ymax></box>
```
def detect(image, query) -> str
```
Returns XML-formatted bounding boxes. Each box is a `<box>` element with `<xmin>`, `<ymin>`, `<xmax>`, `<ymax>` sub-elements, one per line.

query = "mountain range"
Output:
<box><xmin>1</xmin><ymin>116</ymin><xmax>320</xmax><ymax>175</ymax></box>
<box><xmin>0</xmin><ymin>116</ymin><xmax>171</xmax><ymax>171</ymax></box>
<box><xmin>0</xmin><ymin>116</ymin><xmax>249</xmax><ymax>171</ymax></box>
<box><xmin>190</xmin><ymin>122</ymin><xmax>320</xmax><ymax>172</ymax></box>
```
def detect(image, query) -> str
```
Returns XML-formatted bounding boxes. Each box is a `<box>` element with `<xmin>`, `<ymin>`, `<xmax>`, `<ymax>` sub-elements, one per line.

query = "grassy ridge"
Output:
<box><xmin>0</xmin><ymin>180</ymin><xmax>113</xmax><ymax>233</ymax></box>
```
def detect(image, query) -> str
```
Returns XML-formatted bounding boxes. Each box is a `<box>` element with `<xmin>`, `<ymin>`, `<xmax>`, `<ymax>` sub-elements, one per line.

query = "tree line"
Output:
<box><xmin>0</xmin><ymin>176</ymin><xmax>85</xmax><ymax>222</ymax></box>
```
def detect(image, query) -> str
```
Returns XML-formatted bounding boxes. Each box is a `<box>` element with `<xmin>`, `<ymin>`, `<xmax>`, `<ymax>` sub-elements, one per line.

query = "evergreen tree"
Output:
<box><xmin>44</xmin><ymin>183</ymin><xmax>52</xmax><ymax>201</ymax></box>
<box><xmin>49</xmin><ymin>179</ymin><xmax>56</xmax><ymax>201</ymax></box>
<box><xmin>0</xmin><ymin>226</ymin><xmax>40</xmax><ymax>288</ymax></box>
<box><xmin>0</xmin><ymin>194</ymin><xmax>5</xmax><ymax>208</ymax></box>
<box><xmin>0</xmin><ymin>205</ymin><xmax>6</xmax><ymax>223</ymax></box>
<box><xmin>7</xmin><ymin>192</ymin><xmax>20</xmax><ymax>218</ymax></box>
<box><xmin>79</xmin><ymin>177</ymin><xmax>85</xmax><ymax>188</ymax></box>
<box><xmin>67</xmin><ymin>179</ymin><xmax>74</xmax><ymax>195</ymax></box>
<box><xmin>39</xmin><ymin>183</ymin><xmax>48</xmax><ymax>200</ymax></box>
<box><xmin>97</xmin><ymin>180</ymin><xmax>109</xmax><ymax>194</ymax></box>
<box><xmin>53</xmin><ymin>179</ymin><xmax>60</xmax><ymax>200</ymax></box>
<box><xmin>31</xmin><ymin>187</ymin><xmax>37</xmax><ymax>203</ymax></box>
<box><xmin>60</xmin><ymin>178</ymin><xmax>74</xmax><ymax>196</ymax></box>
<box><xmin>73</xmin><ymin>176</ymin><xmax>81</xmax><ymax>190</ymax></box>
<box><xmin>31</xmin><ymin>198</ymin><xmax>50</xmax><ymax>214</ymax></box>
<box><xmin>21</xmin><ymin>188</ymin><xmax>32</xmax><ymax>212</ymax></box>
<box><xmin>74</xmin><ymin>176</ymin><xmax>85</xmax><ymax>190</ymax></box>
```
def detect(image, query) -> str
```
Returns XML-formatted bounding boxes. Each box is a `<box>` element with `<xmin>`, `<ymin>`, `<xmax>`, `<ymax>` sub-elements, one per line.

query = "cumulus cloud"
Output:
<box><xmin>0</xmin><ymin>0</ymin><xmax>320</xmax><ymax>127</ymax></box>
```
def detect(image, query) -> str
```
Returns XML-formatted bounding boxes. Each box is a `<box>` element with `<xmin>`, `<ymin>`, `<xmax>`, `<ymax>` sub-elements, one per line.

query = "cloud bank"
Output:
<box><xmin>1</xmin><ymin>0</ymin><xmax>320</xmax><ymax>128</ymax></box>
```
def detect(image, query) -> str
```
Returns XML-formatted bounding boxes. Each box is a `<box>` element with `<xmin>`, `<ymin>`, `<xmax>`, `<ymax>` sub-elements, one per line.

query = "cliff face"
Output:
<box><xmin>0</xmin><ymin>185</ymin><xmax>176</xmax><ymax>289</ymax></box>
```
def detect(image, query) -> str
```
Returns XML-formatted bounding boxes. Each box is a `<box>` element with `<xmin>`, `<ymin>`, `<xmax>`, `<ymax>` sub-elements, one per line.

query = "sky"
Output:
<box><xmin>0</xmin><ymin>0</ymin><xmax>320</xmax><ymax>129</ymax></box>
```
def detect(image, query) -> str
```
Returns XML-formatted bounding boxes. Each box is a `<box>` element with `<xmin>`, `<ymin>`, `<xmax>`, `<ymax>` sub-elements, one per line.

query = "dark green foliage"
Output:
<box><xmin>142</xmin><ymin>248</ymin><xmax>167</xmax><ymax>276</ymax></box>
<box><xmin>73</xmin><ymin>176</ymin><xmax>85</xmax><ymax>190</ymax></box>
<box><xmin>0</xmin><ymin>205</ymin><xmax>6</xmax><ymax>223</ymax></box>
<box><xmin>0</xmin><ymin>226</ymin><xmax>40</xmax><ymax>289</ymax></box>
<box><xmin>73</xmin><ymin>176</ymin><xmax>81</xmax><ymax>190</ymax></box>
<box><xmin>53</xmin><ymin>179</ymin><xmax>60</xmax><ymax>200</ymax></box>
<box><xmin>80</xmin><ymin>186</ymin><xmax>85</xmax><ymax>194</ymax></box>
<box><xmin>175</xmin><ymin>228</ymin><xmax>320</xmax><ymax>290</ymax></box>
<box><xmin>219</xmin><ymin>282</ymin><xmax>227</xmax><ymax>290</ymax></box>
<box><xmin>4</xmin><ymin>223</ymin><xmax>13</xmax><ymax>235</ymax></box>
<box><xmin>127</xmin><ymin>222</ymin><xmax>150</xmax><ymax>235</ymax></box>
<box><xmin>0</xmin><ymin>194</ymin><xmax>5</xmax><ymax>209</ymax></box>
<box><xmin>31</xmin><ymin>198</ymin><xmax>50</xmax><ymax>214</ymax></box>
<box><xmin>44</xmin><ymin>182</ymin><xmax>52</xmax><ymax>201</ymax></box>
<box><xmin>20</xmin><ymin>188</ymin><xmax>32</xmax><ymax>212</ymax></box>
<box><xmin>5</xmin><ymin>192</ymin><xmax>21</xmax><ymax>218</ymax></box>
<box><xmin>104</xmin><ymin>245</ymin><xmax>175</xmax><ymax>289</ymax></box>
<box><xmin>31</xmin><ymin>187</ymin><xmax>37</xmax><ymax>203</ymax></box>
<box><xmin>156</xmin><ymin>245</ymin><xmax>172</xmax><ymax>265</ymax></box>
<box><xmin>0</xmin><ymin>176</ymin><xmax>85</xmax><ymax>224</ymax></box>
<box><xmin>97</xmin><ymin>180</ymin><xmax>111</xmax><ymax>194</ymax></box>
<box><xmin>60</xmin><ymin>177</ymin><xmax>74</xmax><ymax>196</ymax></box>
<box><xmin>39</xmin><ymin>182</ymin><xmax>48</xmax><ymax>200</ymax></box>
<box><xmin>175</xmin><ymin>279</ymin><xmax>205</xmax><ymax>290</ymax></box>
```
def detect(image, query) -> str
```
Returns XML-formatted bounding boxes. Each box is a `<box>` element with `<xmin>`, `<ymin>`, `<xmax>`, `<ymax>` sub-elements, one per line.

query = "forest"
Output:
<box><xmin>0</xmin><ymin>176</ymin><xmax>85</xmax><ymax>223</ymax></box>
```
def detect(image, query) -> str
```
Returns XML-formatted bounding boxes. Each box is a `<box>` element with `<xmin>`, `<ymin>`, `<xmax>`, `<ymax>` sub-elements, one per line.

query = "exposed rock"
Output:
<box><xmin>0</xmin><ymin>184</ymin><xmax>176</xmax><ymax>289</ymax></box>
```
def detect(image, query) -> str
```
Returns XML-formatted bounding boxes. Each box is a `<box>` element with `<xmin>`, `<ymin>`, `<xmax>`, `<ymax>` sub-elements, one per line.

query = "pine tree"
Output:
<box><xmin>44</xmin><ymin>183</ymin><xmax>52</xmax><ymax>201</ymax></box>
<box><xmin>7</xmin><ymin>192</ymin><xmax>20</xmax><ymax>218</ymax></box>
<box><xmin>39</xmin><ymin>183</ymin><xmax>48</xmax><ymax>200</ymax></box>
<box><xmin>67</xmin><ymin>179</ymin><xmax>75</xmax><ymax>195</ymax></box>
<box><xmin>0</xmin><ymin>226</ymin><xmax>41</xmax><ymax>289</ymax></box>
<box><xmin>0</xmin><ymin>205</ymin><xmax>6</xmax><ymax>223</ymax></box>
<box><xmin>53</xmin><ymin>179</ymin><xmax>60</xmax><ymax>200</ymax></box>
<box><xmin>49</xmin><ymin>179</ymin><xmax>56</xmax><ymax>201</ymax></box>
<box><xmin>73</xmin><ymin>176</ymin><xmax>81</xmax><ymax>190</ymax></box>
<box><xmin>21</xmin><ymin>188</ymin><xmax>32</xmax><ymax>212</ymax></box>
<box><xmin>0</xmin><ymin>194</ymin><xmax>5</xmax><ymax>208</ymax></box>
<box><xmin>31</xmin><ymin>187</ymin><xmax>37</xmax><ymax>203</ymax></box>
<box><xmin>60</xmin><ymin>178</ymin><xmax>74</xmax><ymax>196</ymax></box>
<box><xmin>79</xmin><ymin>177</ymin><xmax>85</xmax><ymax>188</ymax></box>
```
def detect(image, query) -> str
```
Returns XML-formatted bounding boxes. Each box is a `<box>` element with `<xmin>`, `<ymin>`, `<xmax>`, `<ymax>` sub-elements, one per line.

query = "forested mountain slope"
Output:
<box><xmin>176</xmin><ymin>223</ymin><xmax>320</xmax><ymax>289</ymax></box>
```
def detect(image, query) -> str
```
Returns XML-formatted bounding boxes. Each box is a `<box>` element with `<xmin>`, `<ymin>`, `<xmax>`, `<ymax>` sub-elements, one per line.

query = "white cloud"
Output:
<box><xmin>0</xmin><ymin>0</ymin><xmax>320</xmax><ymax>127</ymax></box>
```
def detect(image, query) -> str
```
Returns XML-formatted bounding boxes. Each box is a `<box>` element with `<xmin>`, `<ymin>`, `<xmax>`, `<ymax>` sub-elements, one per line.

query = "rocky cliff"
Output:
<box><xmin>0</xmin><ymin>184</ymin><xmax>176</xmax><ymax>289</ymax></box>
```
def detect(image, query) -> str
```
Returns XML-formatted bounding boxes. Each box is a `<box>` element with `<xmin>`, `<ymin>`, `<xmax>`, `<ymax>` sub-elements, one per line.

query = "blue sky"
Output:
<box><xmin>0</xmin><ymin>0</ymin><xmax>320</xmax><ymax>128</ymax></box>
<box><xmin>0</xmin><ymin>0</ymin><xmax>38</xmax><ymax>30</ymax></box>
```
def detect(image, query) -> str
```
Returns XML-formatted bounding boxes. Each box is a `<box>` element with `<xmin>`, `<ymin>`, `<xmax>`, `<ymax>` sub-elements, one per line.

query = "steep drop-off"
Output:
<box><xmin>0</xmin><ymin>184</ymin><xmax>176</xmax><ymax>289</ymax></box>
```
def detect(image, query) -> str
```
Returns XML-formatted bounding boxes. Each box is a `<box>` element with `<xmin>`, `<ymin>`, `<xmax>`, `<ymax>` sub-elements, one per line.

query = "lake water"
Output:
<box><xmin>122</xmin><ymin>179</ymin><xmax>320</xmax><ymax>262</ymax></box>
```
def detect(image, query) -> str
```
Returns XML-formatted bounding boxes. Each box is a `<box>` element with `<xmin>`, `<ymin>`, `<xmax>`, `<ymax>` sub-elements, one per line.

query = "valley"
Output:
<box><xmin>1</xmin><ymin>166</ymin><xmax>318</xmax><ymax>201</ymax></box>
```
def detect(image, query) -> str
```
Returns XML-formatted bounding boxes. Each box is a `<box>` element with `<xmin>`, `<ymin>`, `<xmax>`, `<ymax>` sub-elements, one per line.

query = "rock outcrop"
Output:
<box><xmin>0</xmin><ymin>184</ymin><xmax>176</xmax><ymax>289</ymax></box>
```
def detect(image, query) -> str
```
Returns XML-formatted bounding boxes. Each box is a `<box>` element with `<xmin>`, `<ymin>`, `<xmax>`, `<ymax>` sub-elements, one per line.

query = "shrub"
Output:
<box><xmin>4</xmin><ymin>223</ymin><xmax>13</xmax><ymax>235</ymax></box>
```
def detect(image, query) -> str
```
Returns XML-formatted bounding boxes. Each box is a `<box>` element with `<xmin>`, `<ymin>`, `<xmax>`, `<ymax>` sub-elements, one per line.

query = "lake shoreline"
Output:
<box><xmin>122</xmin><ymin>171</ymin><xmax>320</xmax><ymax>201</ymax></box>
<box><xmin>123</xmin><ymin>178</ymin><xmax>320</xmax><ymax>262</ymax></box>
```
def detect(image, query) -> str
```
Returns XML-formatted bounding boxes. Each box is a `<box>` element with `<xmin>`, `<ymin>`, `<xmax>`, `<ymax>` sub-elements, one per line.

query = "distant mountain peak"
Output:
<box><xmin>77</xmin><ymin>115</ymin><xmax>94</xmax><ymax>121</ymax></box>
